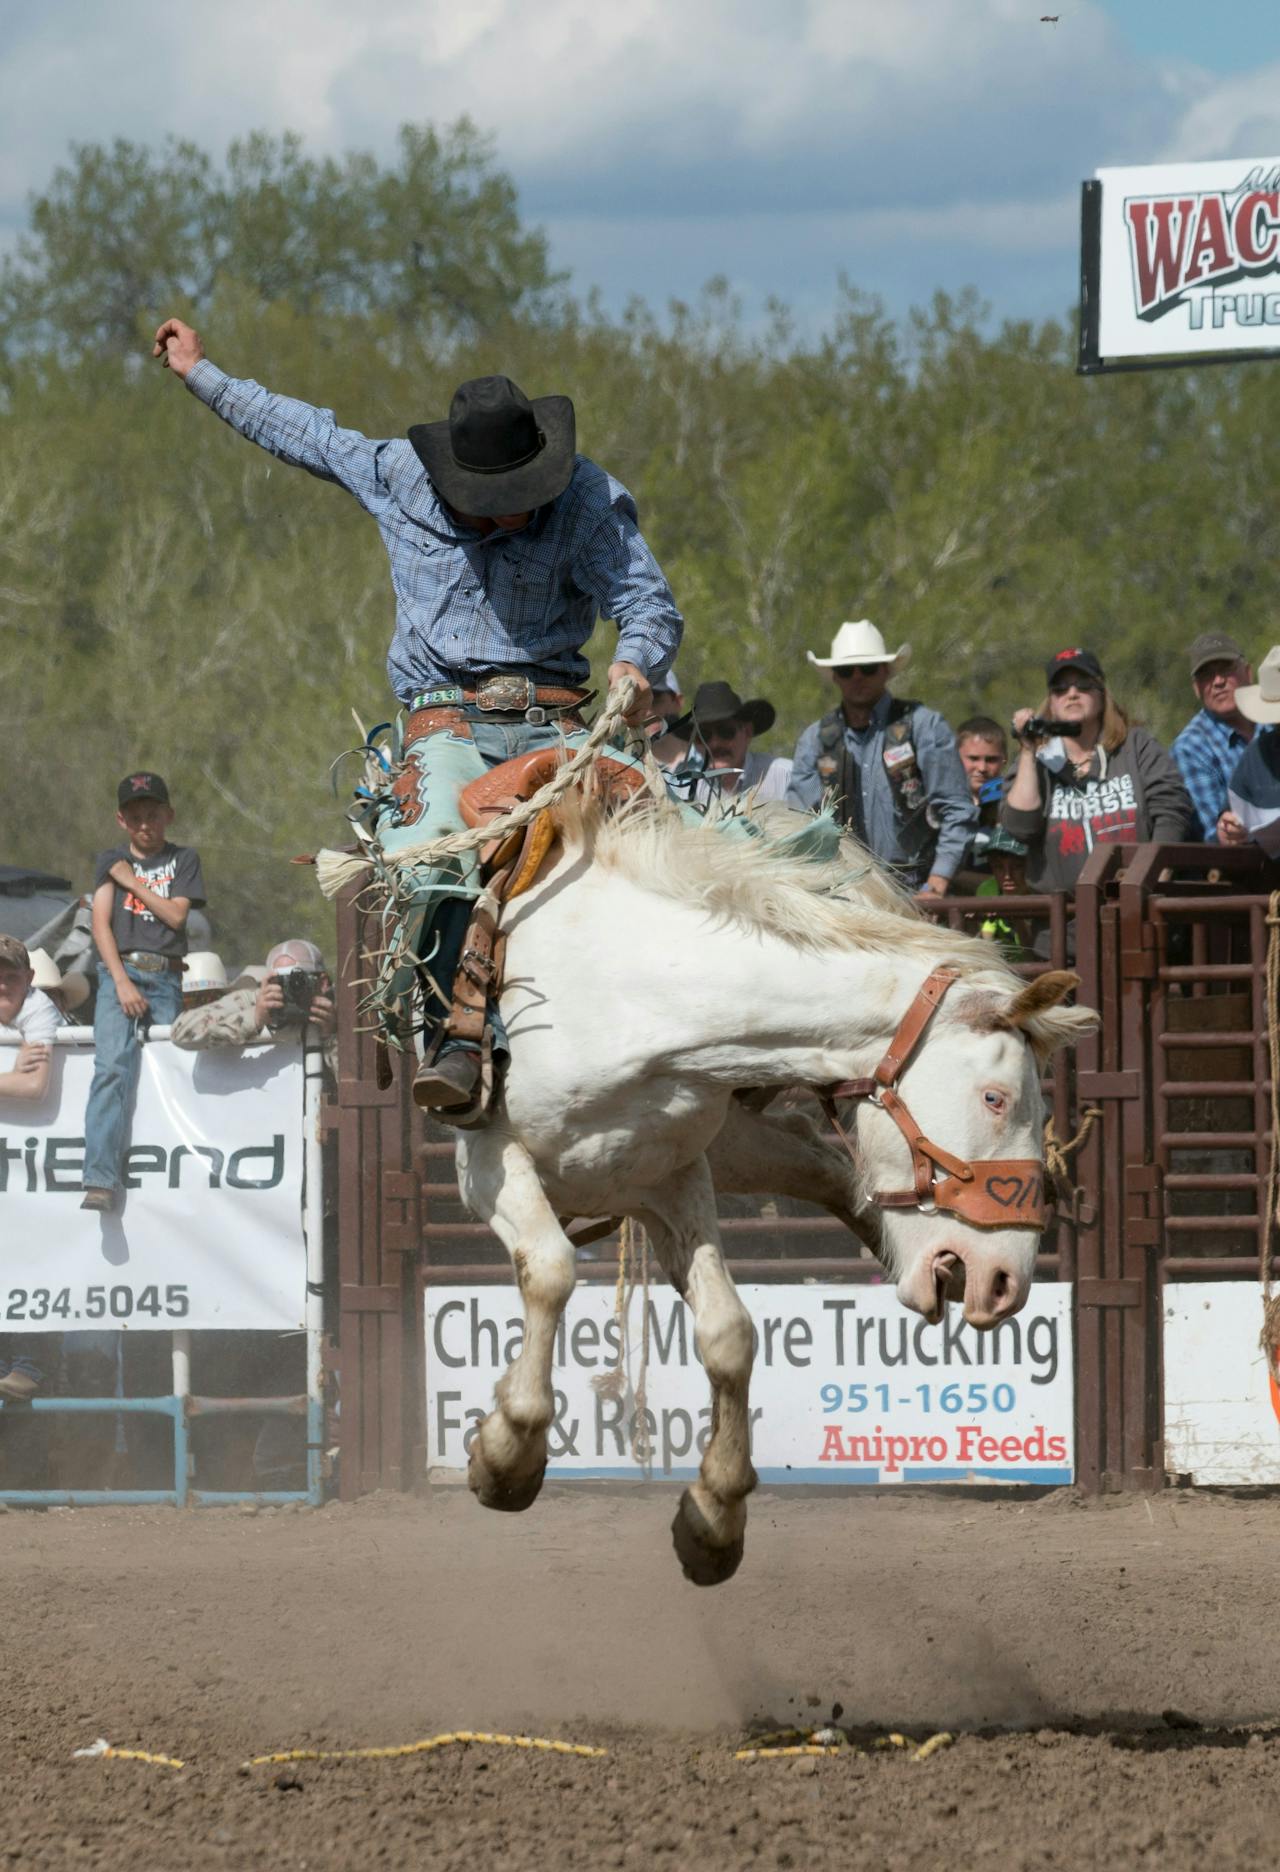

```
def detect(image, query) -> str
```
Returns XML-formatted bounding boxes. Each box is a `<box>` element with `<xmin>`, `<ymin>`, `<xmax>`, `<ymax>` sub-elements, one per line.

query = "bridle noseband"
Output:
<box><xmin>818</xmin><ymin>965</ymin><xmax>1050</xmax><ymax>1232</ymax></box>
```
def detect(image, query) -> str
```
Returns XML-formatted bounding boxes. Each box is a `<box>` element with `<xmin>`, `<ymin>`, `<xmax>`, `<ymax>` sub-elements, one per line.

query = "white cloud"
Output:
<box><xmin>0</xmin><ymin>0</ymin><xmax>1244</xmax><ymax>324</ymax></box>
<box><xmin>1166</xmin><ymin>62</ymin><xmax>1280</xmax><ymax>160</ymax></box>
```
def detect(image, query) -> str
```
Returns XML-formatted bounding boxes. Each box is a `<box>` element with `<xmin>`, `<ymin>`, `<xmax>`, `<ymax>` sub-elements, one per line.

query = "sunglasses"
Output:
<box><xmin>1049</xmin><ymin>677</ymin><xmax>1101</xmax><ymax>696</ymax></box>
<box><xmin>832</xmin><ymin>663</ymin><xmax>885</xmax><ymax>678</ymax></box>
<box><xmin>700</xmin><ymin>721</ymin><xmax>741</xmax><ymax>741</ymax></box>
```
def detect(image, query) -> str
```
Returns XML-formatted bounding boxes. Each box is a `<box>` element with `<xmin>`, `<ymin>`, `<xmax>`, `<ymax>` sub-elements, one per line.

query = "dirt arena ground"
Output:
<box><xmin>5</xmin><ymin>1485</ymin><xmax>1280</xmax><ymax>1870</ymax></box>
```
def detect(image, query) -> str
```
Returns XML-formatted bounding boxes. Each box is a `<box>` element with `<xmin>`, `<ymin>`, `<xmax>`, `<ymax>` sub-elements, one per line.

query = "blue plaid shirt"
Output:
<box><xmin>185</xmin><ymin>361</ymin><xmax>683</xmax><ymax>702</ymax></box>
<box><xmin>1171</xmin><ymin>707</ymin><xmax>1253</xmax><ymax>841</ymax></box>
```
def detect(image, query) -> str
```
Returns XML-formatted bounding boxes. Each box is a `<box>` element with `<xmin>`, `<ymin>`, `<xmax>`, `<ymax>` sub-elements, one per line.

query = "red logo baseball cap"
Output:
<box><xmin>1044</xmin><ymin>648</ymin><xmax>1104</xmax><ymax>685</ymax></box>
<box><xmin>117</xmin><ymin>771</ymin><xmax>170</xmax><ymax>807</ymax></box>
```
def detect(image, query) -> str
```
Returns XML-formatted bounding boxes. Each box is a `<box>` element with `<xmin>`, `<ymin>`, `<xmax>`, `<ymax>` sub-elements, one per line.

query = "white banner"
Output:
<box><xmin>426</xmin><ymin>1282</ymin><xmax>1074</xmax><ymax>1485</ymax></box>
<box><xmin>0</xmin><ymin>1035</ymin><xmax>306</xmax><ymax>1331</ymax></box>
<box><xmin>1164</xmin><ymin>1282</ymin><xmax>1280</xmax><ymax>1486</ymax></box>
<box><xmin>1095</xmin><ymin>157</ymin><xmax>1280</xmax><ymax>360</ymax></box>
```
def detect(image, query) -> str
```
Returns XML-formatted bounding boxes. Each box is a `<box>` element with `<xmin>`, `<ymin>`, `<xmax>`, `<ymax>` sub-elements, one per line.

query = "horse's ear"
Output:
<box><xmin>1007</xmin><ymin>970</ymin><xmax>1079</xmax><ymax>1028</ymax></box>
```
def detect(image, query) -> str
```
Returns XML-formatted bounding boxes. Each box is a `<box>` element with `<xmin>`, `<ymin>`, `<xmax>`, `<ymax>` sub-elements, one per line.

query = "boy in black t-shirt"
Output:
<box><xmin>81</xmin><ymin>773</ymin><xmax>206</xmax><ymax>1212</ymax></box>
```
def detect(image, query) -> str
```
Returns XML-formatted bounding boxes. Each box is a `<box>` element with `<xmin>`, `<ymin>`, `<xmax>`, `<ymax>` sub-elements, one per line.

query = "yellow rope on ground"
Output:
<box><xmin>244</xmin><ymin>1731</ymin><xmax>608</xmax><ymax>1767</ymax></box>
<box><xmin>73</xmin><ymin>1739</ymin><xmax>185</xmax><ymax>1769</ymax></box>
<box><xmin>735</xmin><ymin>1745</ymin><xmax>845</xmax><ymax>1761</ymax></box>
<box><xmin>912</xmin><ymin>1732</ymin><xmax>954</xmax><ymax>1761</ymax></box>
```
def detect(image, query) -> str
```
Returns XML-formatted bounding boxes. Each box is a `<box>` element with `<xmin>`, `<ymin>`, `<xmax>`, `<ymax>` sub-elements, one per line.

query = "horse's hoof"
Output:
<box><xmin>671</xmin><ymin>1492</ymin><xmax>745</xmax><ymax>1586</ymax></box>
<box><xmin>468</xmin><ymin>1448</ymin><xmax>546</xmax><ymax>1513</ymax></box>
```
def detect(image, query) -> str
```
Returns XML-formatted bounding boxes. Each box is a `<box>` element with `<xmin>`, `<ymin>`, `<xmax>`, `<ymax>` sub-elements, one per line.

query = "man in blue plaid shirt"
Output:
<box><xmin>1171</xmin><ymin>631</ymin><xmax>1256</xmax><ymax>844</ymax></box>
<box><xmin>154</xmin><ymin>317</ymin><xmax>682</xmax><ymax>1112</ymax></box>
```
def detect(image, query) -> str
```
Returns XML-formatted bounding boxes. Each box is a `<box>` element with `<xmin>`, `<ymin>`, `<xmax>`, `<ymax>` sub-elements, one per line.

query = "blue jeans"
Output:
<box><xmin>82</xmin><ymin>965</ymin><xmax>183</xmax><ymax>1192</ymax></box>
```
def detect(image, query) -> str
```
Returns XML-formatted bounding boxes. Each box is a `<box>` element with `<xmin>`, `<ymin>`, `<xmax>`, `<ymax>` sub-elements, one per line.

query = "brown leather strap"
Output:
<box><xmin>445</xmin><ymin>877</ymin><xmax>508</xmax><ymax>1046</ymax></box>
<box><xmin>873</xmin><ymin>965</ymin><xmax>959</xmax><ymax>1088</ymax></box>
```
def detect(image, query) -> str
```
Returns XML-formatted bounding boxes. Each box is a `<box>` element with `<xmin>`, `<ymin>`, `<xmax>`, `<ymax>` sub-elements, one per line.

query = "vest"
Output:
<box><xmin>814</xmin><ymin>699</ymin><xmax>937</xmax><ymax>874</ymax></box>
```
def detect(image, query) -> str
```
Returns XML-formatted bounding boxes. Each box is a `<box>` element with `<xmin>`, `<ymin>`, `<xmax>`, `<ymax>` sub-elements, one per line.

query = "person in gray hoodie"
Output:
<box><xmin>1001</xmin><ymin>648</ymin><xmax>1193</xmax><ymax>893</ymax></box>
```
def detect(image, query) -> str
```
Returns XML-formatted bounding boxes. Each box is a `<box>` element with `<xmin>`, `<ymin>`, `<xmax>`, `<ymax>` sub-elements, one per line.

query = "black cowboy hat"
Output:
<box><xmin>408</xmin><ymin>376</ymin><xmax>576</xmax><ymax>517</ymax></box>
<box><xmin>671</xmin><ymin>681</ymin><xmax>776</xmax><ymax>740</ymax></box>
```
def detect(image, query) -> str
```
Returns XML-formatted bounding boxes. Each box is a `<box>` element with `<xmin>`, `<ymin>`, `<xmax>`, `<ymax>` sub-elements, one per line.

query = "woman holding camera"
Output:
<box><xmin>1001</xmin><ymin>648</ymin><xmax>1192</xmax><ymax>892</ymax></box>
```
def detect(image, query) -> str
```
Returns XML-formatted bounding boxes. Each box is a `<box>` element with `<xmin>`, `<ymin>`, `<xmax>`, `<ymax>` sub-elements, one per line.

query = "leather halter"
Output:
<box><xmin>818</xmin><ymin>965</ymin><xmax>1050</xmax><ymax>1232</ymax></box>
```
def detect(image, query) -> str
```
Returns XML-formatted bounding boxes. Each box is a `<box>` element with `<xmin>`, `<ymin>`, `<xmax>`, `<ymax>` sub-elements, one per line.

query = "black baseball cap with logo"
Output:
<box><xmin>1044</xmin><ymin>647</ymin><xmax>1105</xmax><ymax>686</ymax></box>
<box><xmin>117</xmin><ymin>771</ymin><xmax>171</xmax><ymax>808</ymax></box>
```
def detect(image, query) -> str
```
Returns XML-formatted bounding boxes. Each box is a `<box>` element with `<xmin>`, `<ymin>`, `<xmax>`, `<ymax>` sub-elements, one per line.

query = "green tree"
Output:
<box><xmin>0</xmin><ymin>121</ymin><xmax>564</xmax><ymax>361</ymax></box>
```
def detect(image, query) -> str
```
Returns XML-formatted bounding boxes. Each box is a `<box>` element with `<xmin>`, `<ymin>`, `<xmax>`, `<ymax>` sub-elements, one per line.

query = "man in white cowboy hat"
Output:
<box><xmin>1222</xmin><ymin>646</ymin><xmax>1280</xmax><ymax>856</ymax></box>
<box><xmin>152</xmin><ymin>317</ymin><xmax>682</xmax><ymax>1114</ymax></box>
<box><xmin>787</xmin><ymin>619</ymin><xmax>975</xmax><ymax>894</ymax></box>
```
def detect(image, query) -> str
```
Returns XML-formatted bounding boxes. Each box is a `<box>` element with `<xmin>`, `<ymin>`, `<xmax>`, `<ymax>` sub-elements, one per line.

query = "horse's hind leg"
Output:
<box><xmin>455</xmin><ymin>1124</ymin><xmax>576</xmax><ymax>1513</ymax></box>
<box><xmin>642</xmin><ymin>1157</ymin><xmax>756</xmax><ymax>1587</ymax></box>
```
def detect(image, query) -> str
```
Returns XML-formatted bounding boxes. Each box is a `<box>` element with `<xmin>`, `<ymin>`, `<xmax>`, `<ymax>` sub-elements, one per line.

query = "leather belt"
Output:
<box><xmin>410</xmin><ymin>676</ymin><xmax>589</xmax><ymax>715</ymax></box>
<box><xmin>121</xmin><ymin>951</ymin><xmax>183</xmax><ymax>974</ymax></box>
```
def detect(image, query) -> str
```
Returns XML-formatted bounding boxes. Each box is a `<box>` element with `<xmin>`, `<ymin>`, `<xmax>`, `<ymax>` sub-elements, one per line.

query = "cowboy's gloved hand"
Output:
<box><xmin>608</xmin><ymin>661</ymin><xmax>653</xmax><ymax>727</ymax></box>
<box><xmin>153</xmin><ymin>318</ymin><xmax>205</xmax><ymax>379</ymax></box>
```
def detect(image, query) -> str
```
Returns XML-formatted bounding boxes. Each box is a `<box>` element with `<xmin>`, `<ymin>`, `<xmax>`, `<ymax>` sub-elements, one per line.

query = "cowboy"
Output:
<box><xmin>668</xmin><ymin>681</ymin><xmax>792</xmax><ymax>806</ymax></box>
<box><xmin>1171</xmin><ymin>630</ymin><xmax>1255</xmax><ymax>844</ymax></box>
<box><xmin>152</xmin><ymin>318</ymin><xmax>682</xmax><ymax>1113</ymax></box>
<box><xmin>787</xmin><ymin>620</ymin><xmax>975</xmax><ymax>894</ymax></box>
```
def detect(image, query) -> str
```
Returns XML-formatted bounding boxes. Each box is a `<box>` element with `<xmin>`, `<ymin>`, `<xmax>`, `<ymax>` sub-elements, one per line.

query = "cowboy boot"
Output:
<box><xmin>412</xmin><ymin>1044</ymin><xmax>481</xmax><ymax>1111</ymax></box>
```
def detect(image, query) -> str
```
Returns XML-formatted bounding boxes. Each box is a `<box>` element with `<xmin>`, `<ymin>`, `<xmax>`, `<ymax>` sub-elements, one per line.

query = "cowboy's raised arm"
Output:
<box><xmin>153</xmin><ymin>318</ymin><xmax>388</xmax><ymax>514</ymax></box>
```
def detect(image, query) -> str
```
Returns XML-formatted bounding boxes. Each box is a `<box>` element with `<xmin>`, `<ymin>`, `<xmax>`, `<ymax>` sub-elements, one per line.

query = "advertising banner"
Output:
<box><xmin>0</xmin><ymin>1035</ymin><xmax>306</xmax><ymax>1331</ymax></box>
<box><xmin>1086</xmin><ymin>158</ymin><xmax>1280</xmax><ymax>366</ymax></box>
<box><xmin>1165</xmin><ymin>1282</ymin><xmax>1280</xmax><ymax>1486</ymax></box>
<box><xmin>426</xmin><ymin>1282</ymin><xmax>1074</xmax><ymax>1485</ymax></box>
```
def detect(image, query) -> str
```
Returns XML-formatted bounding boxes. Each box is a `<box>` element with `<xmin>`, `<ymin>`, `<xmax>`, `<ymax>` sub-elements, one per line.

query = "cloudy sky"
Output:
<box><xmin>1</xmin><ymin>0</ymin><xmax>1278</xmax><ymax>333</ymax></box>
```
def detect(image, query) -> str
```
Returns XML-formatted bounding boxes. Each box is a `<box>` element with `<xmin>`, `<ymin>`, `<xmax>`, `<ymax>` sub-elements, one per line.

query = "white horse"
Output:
<box><xmin>453</xmin><ymin>800</ymin><xmax>1094</xmax><ymax>1583</ymax></box>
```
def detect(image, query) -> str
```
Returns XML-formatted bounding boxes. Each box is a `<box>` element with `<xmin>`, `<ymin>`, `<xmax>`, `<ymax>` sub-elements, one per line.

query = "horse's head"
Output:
<box><xmin>850</xmin><ymin>969</ymin><xmax>1096</xmax><ymax>1330</ymax></box>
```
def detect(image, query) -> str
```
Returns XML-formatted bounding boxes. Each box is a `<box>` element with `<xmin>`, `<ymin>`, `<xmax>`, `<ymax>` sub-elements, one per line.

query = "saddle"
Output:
<box><xmin>437</xmin><ymin>748</ymin><xmax>649</xmax><ymax>1109</ymax></box>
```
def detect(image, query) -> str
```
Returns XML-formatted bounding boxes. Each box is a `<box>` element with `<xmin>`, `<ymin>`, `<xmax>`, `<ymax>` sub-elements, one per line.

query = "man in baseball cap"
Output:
<box><xmin>1171</xmin><ymin>631</ymin><xmax>1255</xmax><ymax>842</ymax></box>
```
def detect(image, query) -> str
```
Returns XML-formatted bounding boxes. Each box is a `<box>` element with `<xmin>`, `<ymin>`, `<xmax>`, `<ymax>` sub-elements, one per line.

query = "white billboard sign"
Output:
<box><xmin>1087</xmin><ymin>158</ymin><xmax>1280</xmax><ymax>365</ymax></box>
<box><xmin>427</xmin><ymin>1282</ymin><xmax>1074</xmax><ymax>1485</ymax></box>
<box><xmin>1164</xmin><ymin>1282</ymin><xmax>1280</xmax><ymax>1485</ymax></box>
<box><xmin>0</xmin><ymin>1035</ymin><xmax>306</xmax><ymax>1331</ymax></box>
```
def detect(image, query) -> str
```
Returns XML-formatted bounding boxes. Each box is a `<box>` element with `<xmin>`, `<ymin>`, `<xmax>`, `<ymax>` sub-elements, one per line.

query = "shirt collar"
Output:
<box><xmin>845</xmin><ymin>691</ymin><xmax>893</xmax><ymax>733</ymax></box>
<box><xmin>1197</xmin><ymin>706</ymin><xmax>1246</xmax><ymax>745</ymax></box>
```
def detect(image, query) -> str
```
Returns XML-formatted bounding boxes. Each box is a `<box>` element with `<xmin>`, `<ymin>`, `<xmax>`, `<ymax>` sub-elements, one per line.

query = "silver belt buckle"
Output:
<box><xmin>476</xmin><ymin>675</ymin><xmax>534</xmax><ymax>712</ymax></box>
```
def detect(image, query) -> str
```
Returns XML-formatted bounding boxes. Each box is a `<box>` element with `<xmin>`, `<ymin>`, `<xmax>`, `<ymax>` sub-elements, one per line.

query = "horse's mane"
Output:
<box><xmin>556</xmin><ymin>792</ymin><xmax>1016</xmax><ymax>980</ymax></box>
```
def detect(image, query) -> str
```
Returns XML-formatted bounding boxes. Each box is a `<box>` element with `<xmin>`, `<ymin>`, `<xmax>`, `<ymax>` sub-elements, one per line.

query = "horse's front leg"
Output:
<box><xmin>455</xmin><ymin>1123</ymin><xmax>576</xmax><ymax>1513</ymax></box>
<box><xmin>642</xmin><ymin>1156</ymin><xmax>756</xmax><ymax>1587</ymax></box>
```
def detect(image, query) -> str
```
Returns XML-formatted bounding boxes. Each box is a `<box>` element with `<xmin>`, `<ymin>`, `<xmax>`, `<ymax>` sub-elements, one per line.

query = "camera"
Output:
<box><xmin>269</xmin><ymin>967</ymin><xmax>323</xmax><ymax>1028</ymax></box>
<box><xmin>1014</xmin><ymin>714</ymin><xmax>1053</xmax><ymax>744</ymax></box>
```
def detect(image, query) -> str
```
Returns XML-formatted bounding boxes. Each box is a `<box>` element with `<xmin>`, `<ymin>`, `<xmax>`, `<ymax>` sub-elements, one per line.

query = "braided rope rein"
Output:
<box><xmin>315</xmin><ymin>677</ymin><xmax>662</xmax><ymax>899</ymax></box>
